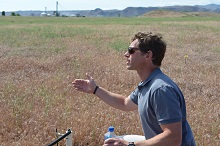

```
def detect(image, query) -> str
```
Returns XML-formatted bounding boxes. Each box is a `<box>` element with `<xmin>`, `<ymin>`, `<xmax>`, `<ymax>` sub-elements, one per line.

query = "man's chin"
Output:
<box><xmin>126</xmin><ymin>66</ymin><xmax>132</xmax><ymax>70</ymax></box>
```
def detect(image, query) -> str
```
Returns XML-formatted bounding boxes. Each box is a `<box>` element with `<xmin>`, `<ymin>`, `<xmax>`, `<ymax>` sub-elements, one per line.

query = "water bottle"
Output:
<box><xmin>104</xmin><ymin>126</ymin><xmax>117</xmax><ymax>140</ymax></box>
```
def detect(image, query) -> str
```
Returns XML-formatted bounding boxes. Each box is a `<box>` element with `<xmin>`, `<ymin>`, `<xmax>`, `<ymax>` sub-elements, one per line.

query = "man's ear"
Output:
<box><xmin>146</xmin><ymin>51</ymin><xmax>152</xmax><ymax>58</ymax></box>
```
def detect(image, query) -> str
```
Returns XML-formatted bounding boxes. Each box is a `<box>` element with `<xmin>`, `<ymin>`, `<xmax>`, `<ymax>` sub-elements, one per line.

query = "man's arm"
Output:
<box><xmin>104</xmin><ymin>122</ymin><xmax>182</xmax><ymax>146</ymax></box>
<box><xmin>95</xmin><ymin>86</ymin><xmax>137</xmax><ymax>111</ymax></box>
<box><xmin>135</xmin><ymin>122</ymin><xmax>182</xmax><ymax>146</ymax></box>
<box><xmin>72</xmin><ymin>74</ymin><xmax>137</xmax><ymax>111</ymax></box>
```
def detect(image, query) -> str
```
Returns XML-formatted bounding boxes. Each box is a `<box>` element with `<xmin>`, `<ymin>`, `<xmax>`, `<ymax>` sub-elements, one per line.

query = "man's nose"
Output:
<box><xmin>124</xmin><ymin>51</ymin><xmax>129</xmax><ymax>57</ymax></box>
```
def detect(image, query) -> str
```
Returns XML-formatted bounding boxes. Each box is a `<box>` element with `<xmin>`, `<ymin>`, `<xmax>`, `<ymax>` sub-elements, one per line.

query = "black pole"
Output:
<box><xmin>47</xmin><ymin>129</ymin><xmax>71</xmax><ymax>146</ymax></box>
<box><xmin>56</xmin><ymin>129</ymin><xmax>58</xmax><ymax>146</ymax></box>
<box><xmin>56</xmin><ymin>1</ymin><xmax>58</xmax><ymax>17</ymax></box>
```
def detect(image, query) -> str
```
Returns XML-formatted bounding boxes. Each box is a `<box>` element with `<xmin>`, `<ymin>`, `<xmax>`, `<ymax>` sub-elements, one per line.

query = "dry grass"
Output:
<box><xmin>0</xmin><ymin>16</ymin><xmax>220</xmax><ymax>146</ymax></box>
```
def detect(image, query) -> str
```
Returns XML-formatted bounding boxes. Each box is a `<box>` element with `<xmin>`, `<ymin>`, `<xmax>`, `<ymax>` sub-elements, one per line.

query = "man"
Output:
<box><xmin>72</xmin><ymin>32</ymin><xmax>196</xmax><ymax>146</ymax></box>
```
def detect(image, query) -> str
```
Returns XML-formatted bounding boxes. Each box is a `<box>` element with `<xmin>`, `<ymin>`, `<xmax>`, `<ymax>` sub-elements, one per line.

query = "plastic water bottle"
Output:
<box><xmin>104</xmin><ymin>126</ymin><xmax>117</xmax><ymax>140</ymax></box>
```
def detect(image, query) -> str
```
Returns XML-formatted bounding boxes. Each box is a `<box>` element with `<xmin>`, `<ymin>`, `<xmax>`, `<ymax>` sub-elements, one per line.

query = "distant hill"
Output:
<box><xmin>3</xmin><ymin>4</ymin><xmax>220</xmax><ymax>17</ymax></box>
<box><xmin>141</xmin><ymin>10</ymin><xmax>189</xmax><ymax>18</ymax></box>
<box><xmin>141</xmin><ymin>10</ymin><xmax>220</xmax><ymax>18</ymax></box>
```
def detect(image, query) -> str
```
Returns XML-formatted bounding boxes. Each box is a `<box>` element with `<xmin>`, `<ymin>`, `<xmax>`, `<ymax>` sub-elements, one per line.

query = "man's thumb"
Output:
<box><xmin>86</xmin><ymin>73</ymin><xmax>93</xmax><ymax>81</ymax></box>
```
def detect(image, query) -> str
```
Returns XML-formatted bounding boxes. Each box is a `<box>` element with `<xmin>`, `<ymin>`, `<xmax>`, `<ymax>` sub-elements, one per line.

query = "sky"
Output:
<box><xmin>0</xmin><ymin>0</ymin><xmax>220</xmax><ymax>12</ymax></box>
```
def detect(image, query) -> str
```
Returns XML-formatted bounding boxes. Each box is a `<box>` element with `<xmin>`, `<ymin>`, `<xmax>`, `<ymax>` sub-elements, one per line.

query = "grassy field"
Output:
<box><xmin>0</xmin><ymin>16</ymin><xmax>220</xmax><ymax>146</ymax></box>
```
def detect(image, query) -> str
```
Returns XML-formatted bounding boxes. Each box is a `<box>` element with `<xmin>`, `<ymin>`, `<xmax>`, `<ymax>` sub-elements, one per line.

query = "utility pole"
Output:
<box><xmin>56</xmin><ymin>1</ymin><xmax>58</xmax><ymax>17</ymax></box>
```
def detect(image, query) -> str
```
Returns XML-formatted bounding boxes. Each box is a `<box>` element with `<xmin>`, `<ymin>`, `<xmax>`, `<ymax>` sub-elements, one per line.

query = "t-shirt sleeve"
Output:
<box><xmin>151</xmin><ymin>85</ymin><xmax>182</xmax><ymax>125</ymax></box>
<box><xmin>130</xmin><ymin>88</ymin><xmax>139</xmax><ymax>105</ymax></box>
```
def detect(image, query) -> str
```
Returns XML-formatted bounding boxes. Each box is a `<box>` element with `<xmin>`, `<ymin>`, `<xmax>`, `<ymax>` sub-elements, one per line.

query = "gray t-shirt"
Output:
<box><xmin>130</xmin><ymin>68</ymin><xmax>196</xmax><ymax>146</ymax></box>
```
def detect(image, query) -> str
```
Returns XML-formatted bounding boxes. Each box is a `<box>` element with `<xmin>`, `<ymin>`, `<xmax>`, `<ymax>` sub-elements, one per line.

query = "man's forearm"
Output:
<box><xmin>135</xmin><ymin>122</ymin><xmax>182</xmax><ymax>146</ymax></box>
<box><xmin>94</xmin><ymin>86</ymin><xmax>130</xmax><ymax>111</ymax></box>
<box><xmin>135</xmin><ymin>133</ymin><xmax>181</xmax><ymax>146</ymax></box>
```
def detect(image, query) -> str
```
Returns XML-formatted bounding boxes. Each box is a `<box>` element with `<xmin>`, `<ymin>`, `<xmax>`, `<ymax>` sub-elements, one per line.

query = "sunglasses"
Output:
<box><xmin>128</xmin><ymin>47</ymin><xmax>140</xmax><ymax>54</ymax></box>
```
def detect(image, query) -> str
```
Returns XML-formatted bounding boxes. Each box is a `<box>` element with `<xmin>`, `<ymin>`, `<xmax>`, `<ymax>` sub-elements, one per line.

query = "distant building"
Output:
<box><xmin>40</xmin><ymin>12</ymin><xmax>47</xmax><ymax>16</ymax></box>
<box><xmin>40</xmin><ymin>7</ymin><xmax>52</xmax><ymax>17</ymax></box>
<box><xmin>70</xmin><ymin>14</ymin><xmax>76</xmax><ymax>17</ymax></box>
<box><xmin>40</xmin><ymin>12</ymin><xmax>51</xmax><ymax>17</ymax></box>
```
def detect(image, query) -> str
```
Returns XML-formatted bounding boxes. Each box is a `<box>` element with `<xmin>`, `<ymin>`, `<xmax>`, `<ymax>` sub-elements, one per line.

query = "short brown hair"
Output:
<box><xmin>132</xmin><ymin>32</ymin><xmax>167</xmax><ymax>66</ymax></box>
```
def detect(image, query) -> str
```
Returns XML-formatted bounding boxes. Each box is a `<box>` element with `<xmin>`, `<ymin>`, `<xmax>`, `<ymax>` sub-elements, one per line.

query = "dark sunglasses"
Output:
<box><xmin>128</xmin><ymin>47</ymin><xmax>140</xmax><ymax>54</ymax></box>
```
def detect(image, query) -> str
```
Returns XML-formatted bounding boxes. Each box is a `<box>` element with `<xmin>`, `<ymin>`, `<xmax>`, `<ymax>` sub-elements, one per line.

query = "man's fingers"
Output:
<box><xmin>72</xmin><ymin>84</ymin><xmax>80</xmax><ymax>88</ymax></box>
<box><xmin>72</xmin><ymin>84</ymin><xmax>86</xmax><ymax>92</ymax></box>
<box><xmin>72</xmin><ymin>79</ymin><xmax>83</xmax><ymax>84</ymax></box>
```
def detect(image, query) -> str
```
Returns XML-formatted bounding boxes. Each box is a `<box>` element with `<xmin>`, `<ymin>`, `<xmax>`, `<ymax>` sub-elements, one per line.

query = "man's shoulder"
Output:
<box><xmin>149</xmin><ymin>72</ymin><xmax>173</xmax><ymax>90</ymax></box>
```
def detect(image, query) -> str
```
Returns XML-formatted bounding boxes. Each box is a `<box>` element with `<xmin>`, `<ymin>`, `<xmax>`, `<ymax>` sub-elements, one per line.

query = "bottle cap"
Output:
<box><xmin>108</xmin><ymin>126</ymin><xmax>114</xmax><ymax>132</ymax></box>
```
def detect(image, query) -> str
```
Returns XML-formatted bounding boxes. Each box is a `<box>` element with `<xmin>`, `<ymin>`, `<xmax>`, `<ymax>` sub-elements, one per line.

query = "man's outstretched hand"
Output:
<box><xmin>72</xmin><ymin>73</ymin><xmax>97</xmax><ymax>94</ymax></box>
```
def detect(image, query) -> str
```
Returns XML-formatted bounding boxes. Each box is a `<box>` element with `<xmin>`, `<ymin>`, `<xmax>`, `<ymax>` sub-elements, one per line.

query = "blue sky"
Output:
<box><xmin>1</xmin><ymin>0</ymin><xmax>220</xmax><ymax>11</ymax></box>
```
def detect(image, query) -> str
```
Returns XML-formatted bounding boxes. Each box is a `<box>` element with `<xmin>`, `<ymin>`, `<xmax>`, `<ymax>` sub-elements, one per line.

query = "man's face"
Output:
<box><xmin>124</xmin><ymin>39</ymin><xmax>147</xmax><ymax>71</ymax></box>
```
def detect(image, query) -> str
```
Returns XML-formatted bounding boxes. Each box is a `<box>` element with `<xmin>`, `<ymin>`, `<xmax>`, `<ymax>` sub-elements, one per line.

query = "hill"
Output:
<box><xmin>141</xmin><ymin>10</ymin><xmax>220</xmax><ymax>18</ymax></box>
<box><xmin>141</xmin><ymin>10</ymin><xmax>189</xmax><ymax>18</ymax></box>
<box><xmin>3</xmin><ymin>4</ymin><xmax>220</xmax><ymax>17</ymax></box>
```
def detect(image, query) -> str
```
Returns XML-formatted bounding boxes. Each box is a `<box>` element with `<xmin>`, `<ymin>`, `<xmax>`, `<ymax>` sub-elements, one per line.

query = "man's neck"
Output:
<box><xmin>137</xmin><ymin>65</ymin><xmax>159</xmax><ymax>81</ymax></box>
